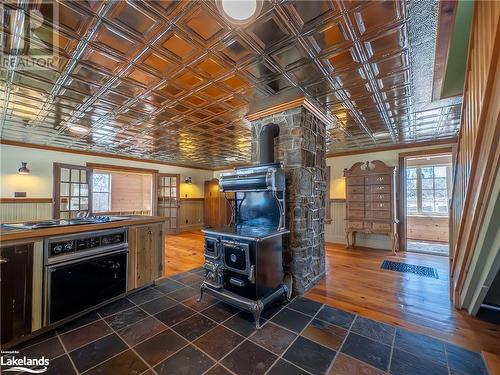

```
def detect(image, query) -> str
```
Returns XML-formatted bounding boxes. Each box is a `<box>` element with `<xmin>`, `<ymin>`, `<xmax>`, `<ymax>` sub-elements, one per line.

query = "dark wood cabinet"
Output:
<box><xmin>204</xmin><ymin>178</ymin><xmax>232</xmax><ymax>228</ymax></box>
<box><xmin>1</xmin><ymin>242</ymin><xmax>34</xmax><ymax>345</ymax></box>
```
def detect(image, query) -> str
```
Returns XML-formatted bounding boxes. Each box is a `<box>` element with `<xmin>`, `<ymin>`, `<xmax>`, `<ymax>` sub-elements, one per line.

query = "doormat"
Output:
<box><xmin>381</xmin><ymin>260</ymin><xmax>439</xmax><ymax>279</ymax></box>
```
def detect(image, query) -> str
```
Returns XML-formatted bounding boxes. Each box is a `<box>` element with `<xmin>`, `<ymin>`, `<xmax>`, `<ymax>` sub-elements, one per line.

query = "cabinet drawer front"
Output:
<box><xmin>370</xmin><ymin>202</ymin><xmax>391</xmax><ymax>210</ymax></box>
<box><xmin>348</xmin><ymin>185</ymin><xmax>365</xmax><ymax>194</ymax></box>
<box><xmin>347</xmin><ymin>221</ymin><xmax>363</xmax><ymax>229</ymax></box>
<box><xmin>347</xmin><ymin>176</ymin><xmax>365</xmax><ymax>186</ymax></box>
<box><xmin>372</xmin><ymin>193</ymin><xmax>391</xmax><ymax>202</ymax></box>
<box><xmin>370</xmin><ymin>185</ymin><xmax>390</xmax><ymax>193</ymax></box>
<box><xmin>366</xmin><ymin>175</ymin><xmax>391</xmax><ymax>185</ymax></box>
<box><xmin>349</xmin><ymin>202</ymin><xmax>365</xmax><ymax>210</ymax></box>
<box><xmin>348</xmin><ymin>210</ymin><xmax>364</xmax><ymax>219</ymax></box>
<box><xmin>372</xmin><ymin>210</ymin><xmax>391</xmax><ymax>220</ymax></box>
<box><xmin>372</xmin><ymin>222</ymin><xmax>391</xmax><ymax>232</ymax></box>
<box><xmin>348</xmin><ymin>193</ymin><xmax>365</xmax><ymax>202</ymax></box>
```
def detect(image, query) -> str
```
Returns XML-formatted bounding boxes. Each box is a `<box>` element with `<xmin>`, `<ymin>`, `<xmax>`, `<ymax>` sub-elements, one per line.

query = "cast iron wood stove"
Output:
<box><xmin>199</xmin><ymin>124</ymin><xmax>291</xmax><ymax>328</ymax></box>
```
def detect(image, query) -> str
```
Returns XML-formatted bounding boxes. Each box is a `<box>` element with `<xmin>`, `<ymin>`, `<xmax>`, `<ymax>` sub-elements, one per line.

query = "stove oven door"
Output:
<box><xmin>221</xmin><ymin>241</ymin><xmax>250</xmax><ymax>275</ymax></box>
<box><xmin>204</xmin><ymin>236</ymin><xmax>220</xmax><ymax>259</ymax></box>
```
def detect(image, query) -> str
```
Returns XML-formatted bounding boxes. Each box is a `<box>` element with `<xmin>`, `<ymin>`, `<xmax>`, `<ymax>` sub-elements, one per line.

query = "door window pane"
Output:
<box><xmin>54</xmin><ymin>164</ymin><xmax>92</xmax><ymax>219</ymax></box>
<box><xmin>71</xmin><ymin>169</ymin><xmax>80</xmax><ymax>182</ymax></box>
<box><xmin>80</xmin><ymin>198</ymin><xmax>89</xmax><ymax>210</ymax></box>
<box><xmin>60</xmin><ymin>198</ymin><xmax>69</xmax><ymax>211</ymax></box>
<box><xmin>61</xmin><ymin>168</ymin><xmax>70</xmax><ymax>182</ymax></box>
<box><xmin>60</xmin><ymin>182</ymin><xmax>69</xmax><ymax>196</ymax></box>
<box><xmin>71</xmin><ymin>183</ymin><xmax>80</xmax><ymax>196</ymax></box>
<box><xmin>70</xmin><ymin>198</ymin><xmax>80</xmax><ymax>210</ymax></box>
<box><xmin>80</xmin><ymin>184</ymin><xmax>89</xmax><ymax>196</ymax></box>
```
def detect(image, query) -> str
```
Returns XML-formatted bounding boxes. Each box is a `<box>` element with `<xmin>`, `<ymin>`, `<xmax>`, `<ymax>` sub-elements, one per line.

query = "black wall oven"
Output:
<box><xmin>44</xmin><ymin>229</ymin><xmax>128</xmax><ymax>325</ymax></box>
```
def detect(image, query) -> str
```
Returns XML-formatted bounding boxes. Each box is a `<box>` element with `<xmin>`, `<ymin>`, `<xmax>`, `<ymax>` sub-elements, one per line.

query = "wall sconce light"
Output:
<box><xmin>185</xmin><ymin>177</ymin><xmax>192</xmax><ymax>184</ymax></box>
<box><xmin>18</xmin><ymin>162</ymin><xmax>30</xmax><ymax>175</ymax></box>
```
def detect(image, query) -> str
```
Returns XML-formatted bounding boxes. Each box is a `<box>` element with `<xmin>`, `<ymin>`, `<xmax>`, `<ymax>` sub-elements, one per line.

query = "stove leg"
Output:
<box><xmin>197</xmin><ymin>283</ymin><xmax>205</xmax><ymax>303</ymax></box>
<box><xmin>251</xmin><ymin>301</ymin><xmax>264</xmax><ymax>329</ymax></box>
<box><xmin>283</xmin><ymin>275</ymin><xmax>293</xmax><ymax>302</ymax></box>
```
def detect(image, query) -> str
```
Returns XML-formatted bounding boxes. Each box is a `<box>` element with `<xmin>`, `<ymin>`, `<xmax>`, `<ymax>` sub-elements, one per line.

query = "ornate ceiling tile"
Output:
<box><xmin>0</xmin><ymin>0</ymin><xmax>462</xmax><ymax>169</ymax></box>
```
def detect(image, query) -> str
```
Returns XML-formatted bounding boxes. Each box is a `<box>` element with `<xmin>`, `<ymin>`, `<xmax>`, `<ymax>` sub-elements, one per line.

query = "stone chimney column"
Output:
<box><xmin>250</xmin><ymin>106</ymin><xmax>327</xmax><ymax>295</ymax></box>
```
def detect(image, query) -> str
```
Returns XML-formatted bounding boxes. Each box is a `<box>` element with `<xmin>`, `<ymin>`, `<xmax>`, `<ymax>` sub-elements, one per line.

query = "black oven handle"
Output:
<box><xmin>45</xmin><ymin>248</ymin><xmax>128</xmax><ymax>270</ymax></box>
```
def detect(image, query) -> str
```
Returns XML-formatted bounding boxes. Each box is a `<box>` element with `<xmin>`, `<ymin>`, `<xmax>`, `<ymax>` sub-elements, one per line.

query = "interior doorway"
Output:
<box><xmin>400</xmin><ymin>150</ymin><xmax>453</xmax><ymax>256</ymax></box>
<box><xmin>157</xmin><ymin>174</ymin><xmax>180</xmax><ymax>234</ymax></box>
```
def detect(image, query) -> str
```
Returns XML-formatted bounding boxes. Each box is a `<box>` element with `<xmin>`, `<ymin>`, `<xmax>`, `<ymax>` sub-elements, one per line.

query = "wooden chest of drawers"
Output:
<box><xmin>344</xmin><ymin>160</ymin><xmax>399</xmax><ymax>254</ymax></box>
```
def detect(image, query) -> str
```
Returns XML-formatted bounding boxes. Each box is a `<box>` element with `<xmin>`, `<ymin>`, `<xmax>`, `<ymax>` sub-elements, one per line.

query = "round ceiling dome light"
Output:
<box><xmin>217</xmin><ymin>0</ymin><xmax>263</xmax><ymax>26</ymax></box>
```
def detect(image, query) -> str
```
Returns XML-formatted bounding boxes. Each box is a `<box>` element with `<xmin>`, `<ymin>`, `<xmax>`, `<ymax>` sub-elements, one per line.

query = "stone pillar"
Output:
<box><xmin>251</xmin><ymin>106</ymin><xmax>327</xmax><ymax>295</ymax></box>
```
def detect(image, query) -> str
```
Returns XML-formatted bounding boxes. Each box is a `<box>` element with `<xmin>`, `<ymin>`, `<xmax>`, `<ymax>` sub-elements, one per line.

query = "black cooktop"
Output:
<box><xmin>1</xmin><ymin>216</ymin><xmax>127</xmax><ymax>230</ymax></box>
<box><xmin>202</xmin><ymin>225</ymin><xmax>289</xmax><ymax>241</ymax></box>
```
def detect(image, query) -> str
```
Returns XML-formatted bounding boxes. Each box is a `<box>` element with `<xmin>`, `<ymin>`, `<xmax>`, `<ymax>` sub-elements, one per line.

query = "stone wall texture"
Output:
<box><xmin>251</xmin><ymin>107</ymin><xmax>327</xmax><ymax>295</ymax></box>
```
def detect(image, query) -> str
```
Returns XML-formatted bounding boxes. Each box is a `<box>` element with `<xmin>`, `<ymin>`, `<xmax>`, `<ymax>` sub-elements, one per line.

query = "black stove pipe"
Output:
<box><xmin>259</xmin><ymin>123</ymin><xmax>280</xmax><ymax>164</ymax></box>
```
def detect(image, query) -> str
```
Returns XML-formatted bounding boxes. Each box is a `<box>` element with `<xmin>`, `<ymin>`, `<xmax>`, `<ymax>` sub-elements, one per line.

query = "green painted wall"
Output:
<box><xmin>441</xmin><ymin>0</ymin><xmax>474</xmax><ymax>98</ymax></box>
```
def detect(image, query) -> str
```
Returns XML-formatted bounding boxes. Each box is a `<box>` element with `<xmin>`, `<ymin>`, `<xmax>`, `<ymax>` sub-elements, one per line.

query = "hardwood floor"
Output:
<box><xmin>164</xmin><ymin>230</ymin><xmax>205</xmax><ymax>277</ymax></box>
<box><xmin>164</xmin><ymin>231</ymin><xmax>500</xmax><ymax>356</ymax></box>
<box><xmin>306</xmin><ymin>243</ymin><xmax>500</xmax><ymax>355</ymax></box>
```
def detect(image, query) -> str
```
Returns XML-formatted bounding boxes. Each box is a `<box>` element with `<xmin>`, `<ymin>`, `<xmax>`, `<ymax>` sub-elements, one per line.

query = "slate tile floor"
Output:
<box><xmin>11</xmin><ymin>268</ymin><xmax>489</xmax><ymax>375</ymax></box>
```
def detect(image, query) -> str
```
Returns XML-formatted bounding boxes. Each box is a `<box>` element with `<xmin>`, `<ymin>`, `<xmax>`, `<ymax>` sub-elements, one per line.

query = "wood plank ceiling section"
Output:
<box><xmin>0</xmin><ymin>0</ymin><xmax>462</xmax><ymax>169</ymax></box>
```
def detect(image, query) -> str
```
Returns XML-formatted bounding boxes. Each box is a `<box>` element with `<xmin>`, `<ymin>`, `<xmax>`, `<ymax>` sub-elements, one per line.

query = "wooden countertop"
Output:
<box><xmin>0</xmin><ymin>216</ymin><xmax>167</xmax><ymax>242</ymax></box>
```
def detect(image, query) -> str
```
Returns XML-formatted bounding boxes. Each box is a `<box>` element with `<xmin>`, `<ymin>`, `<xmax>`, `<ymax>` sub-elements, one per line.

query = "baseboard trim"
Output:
<box><xmin>179</xmin><ymin>223</ymin><xmax>204</xmax><ymax>232</ymax></box>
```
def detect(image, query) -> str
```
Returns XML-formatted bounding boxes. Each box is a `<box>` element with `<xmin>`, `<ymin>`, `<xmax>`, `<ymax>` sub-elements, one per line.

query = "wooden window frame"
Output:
<box><xmin>86</xmin><ymin>163</ymin><xmax>158</xmax><ymax>216</ymax></box>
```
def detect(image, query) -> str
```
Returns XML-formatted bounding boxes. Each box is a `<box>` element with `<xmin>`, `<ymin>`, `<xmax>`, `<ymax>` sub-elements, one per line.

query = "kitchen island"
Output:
<box><xmin>0</xmin><ymin>216</ymin><xmax>167</xmax><ymax>349</ymax></box>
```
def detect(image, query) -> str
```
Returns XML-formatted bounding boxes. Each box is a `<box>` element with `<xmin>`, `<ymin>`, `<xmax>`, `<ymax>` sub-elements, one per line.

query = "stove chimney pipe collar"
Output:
<box><xmin>259</xmin><ymin>123</ymin><xmax>279</xmax><ymax>164</ymax></box>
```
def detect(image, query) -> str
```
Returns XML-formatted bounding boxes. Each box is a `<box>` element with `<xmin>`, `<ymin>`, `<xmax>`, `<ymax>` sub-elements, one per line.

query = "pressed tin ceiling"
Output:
<box><xmin>0</xmin><ymin>0</ymin><xmax>462</xmax><ymax>169</ymax></box>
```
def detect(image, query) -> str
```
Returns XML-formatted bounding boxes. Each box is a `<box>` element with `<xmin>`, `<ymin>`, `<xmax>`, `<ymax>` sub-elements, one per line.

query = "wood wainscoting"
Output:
<box><xmin>450</xmin><ymin>1</ymin><xmax>500</xmax><ymax>306</ymax></box>
<box><xmin>407</xmin><ymin>216</ymin><xmax>449</xmax><ymax>242</ymax></box>
<box><xmin>179</xmin><ymin>198</ymin><xmax>204</xmax><ymax>232</ymax></box>
<box><xmin>0</xmin><ymin>201</ymin><xmax>52</xmax><ymax>222</ymax></box>
<box><xmin>0</xmin><ymin>198</ymin><xmax>204</xmax><ymax>233</ymax></box>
